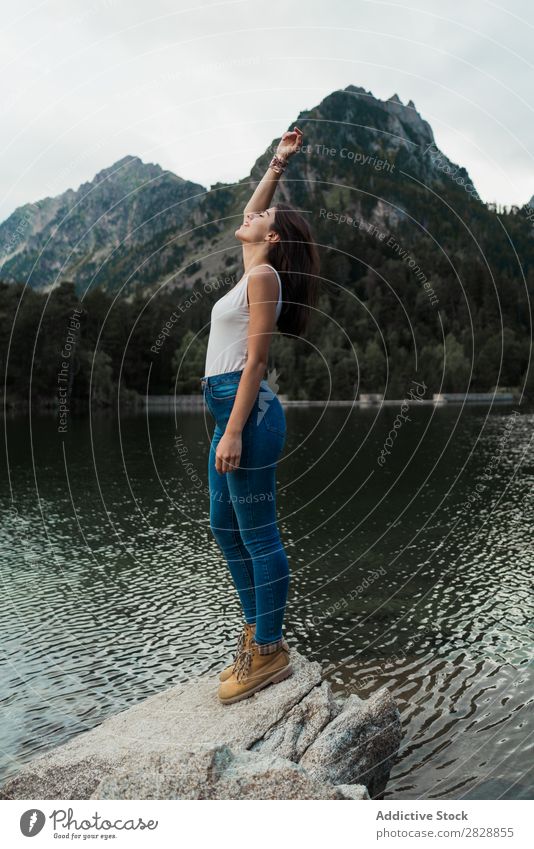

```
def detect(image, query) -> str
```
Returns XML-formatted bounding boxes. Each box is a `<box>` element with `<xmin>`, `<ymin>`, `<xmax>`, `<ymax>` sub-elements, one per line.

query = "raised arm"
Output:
<box><xmin>244</xmin><ymin>126</ymin><xmax>303</xmax><ymax>214</ymax></box>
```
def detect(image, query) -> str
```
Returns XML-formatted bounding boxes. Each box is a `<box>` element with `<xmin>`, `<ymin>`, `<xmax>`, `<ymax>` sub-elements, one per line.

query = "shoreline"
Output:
<box><xmin>2</xmin><ymin>392</ymin><xmax>520</xmax><ymax>415</ymax></box>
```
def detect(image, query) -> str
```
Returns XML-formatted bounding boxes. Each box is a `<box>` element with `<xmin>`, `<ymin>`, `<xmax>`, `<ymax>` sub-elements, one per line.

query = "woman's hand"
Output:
<box><xmin>276</xmin><ymin>126</ymin><xmax>303</xmax><ymax>161</ymax></box>
<box><xmin>215</xmin><ymin>429</ymin><xmax>242</xmax><ymax>474</ymax></box>
<box><xmin>244</xmin><ymin>126</ymin><xmax>303</xmax><ymax>216</ymax></box>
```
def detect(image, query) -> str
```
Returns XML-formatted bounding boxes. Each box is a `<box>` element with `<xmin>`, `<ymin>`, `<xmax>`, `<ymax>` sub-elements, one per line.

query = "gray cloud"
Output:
<box><xmin>1</xmin><ymin>0</ymin><xmax>532</xmax><ymax>221</ymax></box>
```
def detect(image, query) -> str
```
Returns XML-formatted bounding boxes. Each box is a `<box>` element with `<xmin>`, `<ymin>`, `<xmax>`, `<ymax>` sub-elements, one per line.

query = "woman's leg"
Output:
<box><xmin>225</xmin><ymin>423</ymin><xmax>289</xmax><ymax>646</ymax></box>
<box><xmin>208</xmin><ymin>424</ymin><xmax>257</xmax><ymax>624</ymax></box>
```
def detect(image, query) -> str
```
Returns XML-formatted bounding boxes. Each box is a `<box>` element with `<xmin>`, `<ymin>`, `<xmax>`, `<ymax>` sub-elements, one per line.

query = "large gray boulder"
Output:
<box><xmin>0</xmin><ymin>650</ymin><xmax>401</xmax><ymax>800</ymax></box>
<box><xmin>299</xmin><ymin>688</ymin><xmax>402</xmax><ymax>797</ymax></box>
<box><xmin>93</xmin><ymin>746</ymin><xmax>370</xmax><ymax>800</ymax></box>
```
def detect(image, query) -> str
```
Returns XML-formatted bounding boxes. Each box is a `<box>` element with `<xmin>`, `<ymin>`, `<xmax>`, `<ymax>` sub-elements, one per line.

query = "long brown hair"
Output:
<box><xmin>267</xmin><ymin>202</ymin><xmax>320</xmax><ymax>337</ymax></box>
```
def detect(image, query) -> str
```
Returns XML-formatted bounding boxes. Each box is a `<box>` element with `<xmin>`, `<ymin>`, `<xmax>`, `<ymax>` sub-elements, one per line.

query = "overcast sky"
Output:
<box><xmin>1</xmin><ymin>0</ymin><xmax>533</xmax><ymax>221</ymax></box>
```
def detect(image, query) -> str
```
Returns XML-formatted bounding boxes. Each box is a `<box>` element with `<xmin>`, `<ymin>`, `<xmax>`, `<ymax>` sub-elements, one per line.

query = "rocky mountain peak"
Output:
<box><xmin>90</xmin><ymin>155</ymin><xmax>167</xmax><ymax>187</ymax></box>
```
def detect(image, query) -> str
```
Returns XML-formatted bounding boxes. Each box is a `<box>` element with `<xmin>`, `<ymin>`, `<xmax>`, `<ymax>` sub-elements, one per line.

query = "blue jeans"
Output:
<box><xmin>201</xmin><ymin>369</ymin><xmax>290</xmax><ymax>645</ymax></box>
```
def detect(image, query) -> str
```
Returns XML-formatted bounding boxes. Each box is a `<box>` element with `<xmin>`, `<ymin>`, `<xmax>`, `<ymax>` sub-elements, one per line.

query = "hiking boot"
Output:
<box><xmin>219</xmin><ymin>624</ymin><xmax>290</xmax><ymax>682</ymax></box>
<box><xmin>218</xmin><ymin>637</ymin><xmax>293</xmax><ymax>704</ymax></box>
<box><xmin>219</xmin><ymin>622</ymin><xmax>256</xmax><ymax>682</ymax></box>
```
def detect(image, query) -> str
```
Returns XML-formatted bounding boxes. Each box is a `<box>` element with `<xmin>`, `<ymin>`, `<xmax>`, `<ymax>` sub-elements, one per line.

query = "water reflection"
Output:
<box><xmin>1</xmin><ymin>403</ymin><xmax>532</xmax><ymax>798</ymax></box>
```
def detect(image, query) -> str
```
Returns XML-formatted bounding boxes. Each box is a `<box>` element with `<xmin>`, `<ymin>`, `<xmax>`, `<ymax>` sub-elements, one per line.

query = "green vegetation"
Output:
<box><xmin>1</xmin><ymin>193</ymin><xmax>532</xmax><ymax>412</ymax></box>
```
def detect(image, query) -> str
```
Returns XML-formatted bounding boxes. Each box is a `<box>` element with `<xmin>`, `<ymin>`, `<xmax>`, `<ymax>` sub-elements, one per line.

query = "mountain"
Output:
<box><xmin>248</xmin><ymin>85</ymin><xmax>481</xmax><ymax>243</ymax></box>
<box><xmin>0</xmin><ymin>155</ymin><xmax>205</xmax><ymax>292</ymax></box>
<box><xmin>0</xmin><ymin>86</ymin><xmax>483</xmax><ymax>295</ymax></box>
<box><xmin>181</xmin><ymin>85</ymin><xmax>534</xmax><ymax>308</ymax></box>
<box><xmin>1</xmin><ymin>84</ymin><xmax>533</xmax><ymax>404</ymax></box>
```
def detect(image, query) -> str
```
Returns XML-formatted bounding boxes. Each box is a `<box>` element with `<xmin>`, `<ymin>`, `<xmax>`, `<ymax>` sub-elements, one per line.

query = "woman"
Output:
<box><xmin>200</xmin><ymin>126</ymin><xmax>320</xmax><ymax>705</ymax></box>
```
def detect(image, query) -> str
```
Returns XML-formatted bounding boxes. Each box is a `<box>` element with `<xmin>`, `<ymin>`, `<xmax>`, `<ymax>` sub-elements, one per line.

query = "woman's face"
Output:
<box><xmin>235</xmin><ymin>207</ymin><xmax>278</xmax><ymax>243</ymax></box>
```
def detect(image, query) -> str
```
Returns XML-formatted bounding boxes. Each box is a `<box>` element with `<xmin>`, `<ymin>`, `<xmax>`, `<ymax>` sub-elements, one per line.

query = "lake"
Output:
<box><xmin>1</xmin><ymin>401</ymin><xmax>532</xmax><ymax>799</ymax></box>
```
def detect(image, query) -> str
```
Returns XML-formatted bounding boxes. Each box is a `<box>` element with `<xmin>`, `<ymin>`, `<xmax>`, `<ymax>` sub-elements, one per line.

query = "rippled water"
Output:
<box><xmin>1</xmin><ymin>402</ymin><xmax>532</xmax><ymax>799</ymax></box>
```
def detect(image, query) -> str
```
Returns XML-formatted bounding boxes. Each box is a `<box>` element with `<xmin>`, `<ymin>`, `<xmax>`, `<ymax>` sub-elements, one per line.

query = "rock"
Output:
<box><xmin>335</xmin><ymin>783</ymin><xmax>371</xmax><ymax>800</ymax></box>
<box><xmin>299</xmin><ymin>688</ymin><xmax>402</xmax><ymax>797</ymax></box>
<box><xmin>250</xmin><ymin>680</ymin><xmax>341</xmax><ymax>760</ymax></box>
<box><xmin>93</xmin><ymin>746</ymin><xmax>365</xmax><ymax>800</ymax></box>
<box><xmin>0</xmin><ymin>651</ymin><xmax>401</xmax><ymax>800</ymax></box>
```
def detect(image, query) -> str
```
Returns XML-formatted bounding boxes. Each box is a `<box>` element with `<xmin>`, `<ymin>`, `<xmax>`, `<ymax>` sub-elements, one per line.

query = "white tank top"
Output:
<box><xmin>203</xmin><ymin>264</ymin><xmax>283</xmax><ymax>378</ymax></box>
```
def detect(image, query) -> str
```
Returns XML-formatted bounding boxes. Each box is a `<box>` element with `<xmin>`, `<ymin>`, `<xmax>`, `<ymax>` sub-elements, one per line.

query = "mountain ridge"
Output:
<box><xmin>0</xmin><ymin>84</ymin><xmax>530</xmax><ymax>296</ymax></box>
<box><xmin>0</xmin><ymin>154</ymin><xmax>206</xmax><ymax>292</ymax></box>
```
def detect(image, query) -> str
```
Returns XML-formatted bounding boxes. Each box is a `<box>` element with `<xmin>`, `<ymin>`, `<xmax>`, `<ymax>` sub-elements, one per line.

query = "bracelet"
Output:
<box><xmin>269</xmin><ymin>154</ymin><xmax>289</xmax><ymax>174</ymax></box>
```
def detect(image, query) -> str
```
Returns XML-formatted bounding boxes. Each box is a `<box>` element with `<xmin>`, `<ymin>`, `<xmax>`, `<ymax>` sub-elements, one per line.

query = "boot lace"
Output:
<box><xmin>232</xmin><ymin>626</ymin><xmax>246</xmax><ymax>663</ymax></box>
<box><xmin>233</xmin><ymin>647</ymin><xmax>253</xmax><ymax>682</ymax></box>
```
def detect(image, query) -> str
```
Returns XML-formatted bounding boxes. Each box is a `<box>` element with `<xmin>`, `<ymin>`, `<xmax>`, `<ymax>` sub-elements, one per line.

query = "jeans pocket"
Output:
<box><xmin>210</xmin><ymin>382</ymin><xmax>240</xmax><ymax>400</ymax></box>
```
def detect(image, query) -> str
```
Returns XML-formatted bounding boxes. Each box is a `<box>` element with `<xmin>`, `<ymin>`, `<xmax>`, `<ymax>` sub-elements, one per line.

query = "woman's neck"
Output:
<box><xmin>242</xmin><ymin>243</ymin><xmax>271</xmax><ymax>274</ymax></box>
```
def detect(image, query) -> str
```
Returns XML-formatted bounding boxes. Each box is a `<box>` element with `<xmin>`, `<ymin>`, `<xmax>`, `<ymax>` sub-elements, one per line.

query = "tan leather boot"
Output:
<box><xmin>219</xmin><ymin>622</ymin><xmax>256</xmax><ymax>682</ymax></box>
<box><xmin>219</xmin><ymin>624</ymin><xmax>290</xmax><ymax>682</ymax></box>
<box><xmin>218</xmin><ymin>638</ymin><xmax>293</xmax><ymax>704</ymax></box>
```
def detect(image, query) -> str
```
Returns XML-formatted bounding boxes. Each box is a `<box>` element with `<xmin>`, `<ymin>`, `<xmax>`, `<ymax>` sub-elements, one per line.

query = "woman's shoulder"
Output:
<box><xmin>245</xmin><ymin>264</ymin><xmax>280</xmax><ymax>291</ymax></box>
<box><xmin>244</xmin><ymin>264</ymin><xmax>281</xmax><ymax>308</ymax></box>
<box><xmin>246</xmin><ymin>263</ymin><xmax>279</xmax><ymax>279</ymax></box>
<box><xmin>246</xmin><ymin>264</ymin><xmax>281</xmax><ymax>293</ymax></box>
